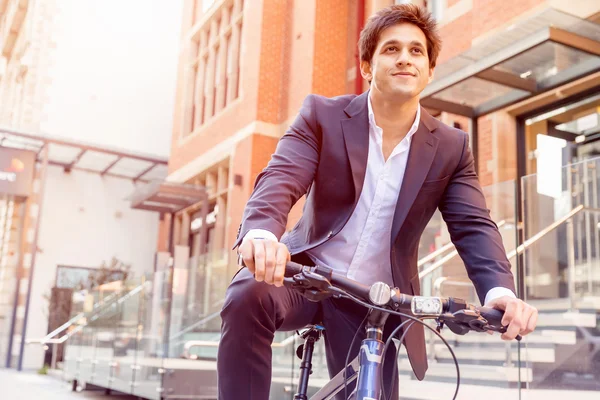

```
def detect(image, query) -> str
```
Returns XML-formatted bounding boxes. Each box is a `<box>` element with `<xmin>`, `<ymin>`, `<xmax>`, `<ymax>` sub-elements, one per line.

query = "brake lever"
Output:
<box><xmin>440</xmin><ymin>310</ymin><xmax>522</xmax><ymax>341</ymax></box>
<box><xmin>283</xmin><ymin>270</ymin><xmax>335</xmax><ymax>302</ymax></box>
<box><xmin>438</xmin><ymin>310</ymin><xmax>485</xmax><ymax>336</ymax></box>
<box><xmin>490</xmin><ymin>325</ymin><xmax>522</xmax><ymax>341</ymax></box>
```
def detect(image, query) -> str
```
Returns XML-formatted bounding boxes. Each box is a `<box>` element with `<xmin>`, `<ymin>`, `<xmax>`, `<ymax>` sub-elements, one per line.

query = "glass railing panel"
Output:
<box><xmin>406</xmin><ymin>179</ymin><xmax>522</xmax><ymax>395</ymax></box>
<box><xmin>169</xmin><ymin>249</ymin><xmax>229</xmax><ymax>343</ymax></box>
<box><xmin>521</xmin><ymin>156</ymin><xmax>600</xmax><ymax>396</ymax></box>
<box><xmin>108</xmin><ymin>280</ymin><xmax>142</xmax><ymax>394</ymax></box>
<box><xmin>87</xmin><ymin>293</ymin><xmax>122</xmax><ymax>389</ymax></box>
<box><xmin>133</xmin><ymin>273</ymin><xmax>168</xmax><ymax>400</ymax></box>
<box><xmin>161</xmin><ymin>248</ymin><xmax>224</xmax><ymax>398</ymax></box>
<box><xmin>418</xmin><ymin>180</ymin><xmax>519</xmax><ymax>300</ymax></box>
<box><xmin>62</xmin><ymin>322</ymin><xmax>83</xmax><ymax>383</ymax></box>
<box><xmin>76</xmin><ymin>324</ymin><xmax>96</xmax><ymax>384</ymax></box>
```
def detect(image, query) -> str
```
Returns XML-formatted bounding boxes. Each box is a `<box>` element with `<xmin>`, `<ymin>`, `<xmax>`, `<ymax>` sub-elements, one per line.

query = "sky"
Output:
<box><xmin>41</xmin><ymin>0</ymin><xmax>185</xmax><ymax>157</ymax></box>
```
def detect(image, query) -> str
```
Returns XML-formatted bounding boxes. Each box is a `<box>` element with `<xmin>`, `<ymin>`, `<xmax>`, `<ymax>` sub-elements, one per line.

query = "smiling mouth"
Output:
<box><xmin>393</xmin><ymin>73</ymin><xmax>414</xmax><ymax>77</ymax></box>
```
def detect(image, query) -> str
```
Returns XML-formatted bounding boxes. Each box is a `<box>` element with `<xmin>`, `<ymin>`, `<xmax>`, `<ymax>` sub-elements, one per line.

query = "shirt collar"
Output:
<box><xmin>367</xmin><ymin>94</ymin><xmax>421</xmax><ymax>140</ymax></box>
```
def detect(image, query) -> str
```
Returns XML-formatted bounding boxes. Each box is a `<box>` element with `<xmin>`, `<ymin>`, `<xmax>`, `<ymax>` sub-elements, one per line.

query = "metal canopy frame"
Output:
<box><xmin>0</xmin><ymin>127</ymin><xmax>168</xmax><ymax>183</ymax></box>
<box><xmin>129</xmin><ymin>180</ymin><xmax>207</xmax><ymax>214</ymax></box>
<box><xmin>422</xmin><ymin>8</ymin><xmax>600</xmax><ymax>119</ymax></box>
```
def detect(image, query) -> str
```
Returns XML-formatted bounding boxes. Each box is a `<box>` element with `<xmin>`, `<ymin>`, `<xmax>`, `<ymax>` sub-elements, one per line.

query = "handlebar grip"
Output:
<box><xmin>285</xmin><ymin>261</ymin><xmax>306</xmax><ymax>276</ymax></box>
<box><xmin>478</xmin><ymin>306</ymin><xmax>505</xmax><ymax>326</ymax></box>
<box><xmin>478</xmin><ymin>306</ymin><xmax>522</xmax><ymax>340</ymax></box>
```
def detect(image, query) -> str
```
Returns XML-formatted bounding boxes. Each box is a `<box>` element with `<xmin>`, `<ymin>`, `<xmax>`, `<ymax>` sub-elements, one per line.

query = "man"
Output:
<box><xmin>217</xmin><ymin>4</ymin><xmax>538</xmax><ymax>399</ymax></box>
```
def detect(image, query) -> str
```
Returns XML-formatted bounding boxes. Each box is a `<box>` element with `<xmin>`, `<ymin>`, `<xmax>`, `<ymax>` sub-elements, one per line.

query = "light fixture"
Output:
<box><xmin>520</xmin><ymin>70</ymin><xmax>532</xmax><ymax>79</ymax></box>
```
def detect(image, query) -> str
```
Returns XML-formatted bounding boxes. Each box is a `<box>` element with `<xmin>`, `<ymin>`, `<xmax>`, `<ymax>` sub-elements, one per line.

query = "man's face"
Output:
<box><xmin>361</xmin><ymin>23</ymin><xmax>434</xmax><ymax>101</ymax></box>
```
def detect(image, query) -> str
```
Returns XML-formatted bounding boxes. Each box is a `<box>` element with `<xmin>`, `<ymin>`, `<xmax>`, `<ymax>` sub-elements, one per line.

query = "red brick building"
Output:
<box><xmin>162</xmin><ymin>0</ymin><xmax>600</xmax><ymax>301</ymax></box>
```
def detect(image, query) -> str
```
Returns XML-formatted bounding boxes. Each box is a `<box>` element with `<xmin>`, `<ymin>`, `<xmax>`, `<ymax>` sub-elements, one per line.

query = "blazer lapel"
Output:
<box><xmin>391</xmin><ymin>107</ymin><xmax>440</xmax><ymax>242</ymax></box>
<box><xmin>341</xmin><ymin>92</ymin><xmax>370</xmax><ymax>202</ymax></box>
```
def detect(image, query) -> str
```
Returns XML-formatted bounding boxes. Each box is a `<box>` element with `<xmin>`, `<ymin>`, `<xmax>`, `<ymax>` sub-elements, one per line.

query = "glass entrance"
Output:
<box><xmin>524</xmin><ymin>92</ymin><xmax>600</xmax><ymax>174</ymax></box>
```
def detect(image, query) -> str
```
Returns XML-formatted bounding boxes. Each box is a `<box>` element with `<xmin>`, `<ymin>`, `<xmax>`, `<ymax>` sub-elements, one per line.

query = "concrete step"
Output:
<box><xmin>430</xmin><ymin>328</ymin><xmax>576</xmax><ymax>346</ymax></box>
<box><xmin>397</xmin><ymin>360</ymin><xmax>532</xmax><ymax>383</ymax></box>
<box><xmin>535</xmin><ymin>310</ymin><xmax>597</xmax><ymax>327</ymax></box>
<box><xmin>271</xmin><ymin>363</ymin><xmax>531</xmax><ymax>393</ymax></box>
<box><xmin>427</xmin><ymin>343</ymin><xmax>554</xmax><ymax>364</ymax></box>
<box><xmin>528</xmin><ymin>296</ymin><xmax>600</xmax><ymax>311</ymax></box>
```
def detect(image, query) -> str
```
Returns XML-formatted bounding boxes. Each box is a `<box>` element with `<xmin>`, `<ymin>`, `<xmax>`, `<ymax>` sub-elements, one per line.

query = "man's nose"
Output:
<box><xmin>396</xmin><ymin>49</ymin><xmax>412</xmax><ymax>66</ymax></box>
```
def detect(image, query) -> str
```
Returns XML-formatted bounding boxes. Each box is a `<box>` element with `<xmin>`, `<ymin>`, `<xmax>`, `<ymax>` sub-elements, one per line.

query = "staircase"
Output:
<box><xmin>391</xmin><ymin>297</ymin><xmax>600</xmax><ymax>390</ymax></box>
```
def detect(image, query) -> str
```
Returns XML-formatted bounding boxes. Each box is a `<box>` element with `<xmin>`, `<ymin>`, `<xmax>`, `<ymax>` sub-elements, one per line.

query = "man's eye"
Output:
<box><xmin>412</xmin><ymin>48</ymin><xmax>423</xmax><ymax>54</ymax></box>
<box><xmin>386</xmin><ymin>46</ymin><xmax>397</xmax><ymax>52</ymax></box>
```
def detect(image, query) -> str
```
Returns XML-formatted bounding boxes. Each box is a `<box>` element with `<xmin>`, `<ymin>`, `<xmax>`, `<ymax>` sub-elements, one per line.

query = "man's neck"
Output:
<box><xmin>369</xmin><ymin>92</ymin><xmax>420</xmax><ymax>134</ymax></box>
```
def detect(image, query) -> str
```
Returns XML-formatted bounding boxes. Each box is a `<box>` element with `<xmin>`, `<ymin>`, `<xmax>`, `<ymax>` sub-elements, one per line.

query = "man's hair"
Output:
<box><xmin>358</xmin><ymin>4</ymin><xmax>442</xmax><ymax>70</ymax></box>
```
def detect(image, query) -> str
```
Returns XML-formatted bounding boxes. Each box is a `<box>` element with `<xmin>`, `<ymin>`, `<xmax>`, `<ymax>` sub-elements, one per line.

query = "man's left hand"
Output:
<box><xmin>485</xmin><ymin>296</ymin><xmax>538</xmax><ymax>340</ymax></box>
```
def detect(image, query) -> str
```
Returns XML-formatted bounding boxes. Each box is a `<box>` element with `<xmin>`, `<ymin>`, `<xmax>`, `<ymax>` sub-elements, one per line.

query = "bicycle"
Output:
<box><xmin>280</xmin><ymin>261</ymin><xmax>521</xmax><ymax>400</ymax></box>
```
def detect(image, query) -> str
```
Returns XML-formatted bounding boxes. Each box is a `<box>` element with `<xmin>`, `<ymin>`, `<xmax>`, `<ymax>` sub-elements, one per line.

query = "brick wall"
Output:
<box><xmin>437</xmin><ymin>10</ymin><xmax>472</xmax><ymax>64</ymax></box>
<box><xmin>312</xmin><ymin>0</ymin><xmax>351</xmax><ymax>96</ymax></box>
<box><xmin>250</xmin><ymin>134</ymin><xmax>279</xmax><ymax>189</ymax></box>
<box><xmin>471</xmin><ymin>0</ymin><xmax>545</xmax><ymax>40</ymax></box>
<box><xmin>256</xmin><ymin>0</ymin><xmax>292</xmax><ymax>123</ymax></box>
<box><xmin>169</xmin><ymin>0</ymin><xmax>559</xmax><ymax>266</ymax></box>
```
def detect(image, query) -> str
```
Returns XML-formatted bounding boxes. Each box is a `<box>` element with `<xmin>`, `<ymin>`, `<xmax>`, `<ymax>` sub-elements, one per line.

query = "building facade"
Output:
<box><xmin>163</xmin><ymin>0</ymin><xmax>600</xmax><ymax>309</ymax></box>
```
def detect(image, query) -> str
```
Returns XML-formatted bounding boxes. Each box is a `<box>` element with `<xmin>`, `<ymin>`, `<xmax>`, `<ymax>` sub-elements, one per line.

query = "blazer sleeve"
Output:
<box><xmin>233</xmin><ymin>94</ymin><xmax>321</xmax><ymax>249</ymax></box>
<box><xmin>438</xmin><ymin>132</ymin><xmax>517</xmax><ymax>304</ymax></box>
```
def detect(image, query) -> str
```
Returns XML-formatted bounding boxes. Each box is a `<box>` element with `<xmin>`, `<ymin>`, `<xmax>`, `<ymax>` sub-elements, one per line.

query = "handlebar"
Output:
<box><xmin>284</xmin><ymin>261</ymin><xmax>518</xmax><ymax>339</ymax></box>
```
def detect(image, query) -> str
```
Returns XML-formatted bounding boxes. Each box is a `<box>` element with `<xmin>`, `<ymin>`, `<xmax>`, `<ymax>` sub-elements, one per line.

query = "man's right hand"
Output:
<box><xmin>238</xmin><ymin>237</ymin><xmax>290</xmax><ymax>287</ymax></box>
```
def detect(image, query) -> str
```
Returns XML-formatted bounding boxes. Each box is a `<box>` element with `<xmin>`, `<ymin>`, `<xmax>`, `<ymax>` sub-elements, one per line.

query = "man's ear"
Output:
<box><xmin>360</xmin><ymin>60</ymin><xmax>372</xmax><ymax>82</ymax></box>
<box><xmin>428</xmin><ymin>66</ymin><xmax>435</xmax><ymax>84</ymax></box>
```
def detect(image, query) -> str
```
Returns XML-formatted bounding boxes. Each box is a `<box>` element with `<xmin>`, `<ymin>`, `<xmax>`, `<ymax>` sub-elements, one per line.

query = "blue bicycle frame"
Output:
<box><xmin>293</xmin><ymin>309</ymin><xmax>390</xmax><ymax>400</ymax></box>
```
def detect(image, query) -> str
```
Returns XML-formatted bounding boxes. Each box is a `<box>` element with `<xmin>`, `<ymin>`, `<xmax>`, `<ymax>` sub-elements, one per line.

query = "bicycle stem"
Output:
<box><xmin>366</xmin><ymin>308</ymin><xmax>388</xmax><ymax>340</ymax></box>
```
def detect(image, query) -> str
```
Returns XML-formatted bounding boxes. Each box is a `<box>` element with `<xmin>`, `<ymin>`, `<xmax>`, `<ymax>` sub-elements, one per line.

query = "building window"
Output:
<box><xmin>183</xmin><ymin>0</ymin><xmax>243</xmax><ymax>137</ymax></box>
<box><xmin>394</xmin><ymin>0</ymin><xmax>445</xmax><ymax>21</ymax></box>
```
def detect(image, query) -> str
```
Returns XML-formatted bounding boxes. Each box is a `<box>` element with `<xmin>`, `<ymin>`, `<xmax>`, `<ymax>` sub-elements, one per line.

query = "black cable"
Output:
<box><xmin>327</xmin><ymin>287</ymin><xmax>462</xmax><ymax>400</ymax></box>
<box><xmin>381</xmin><ymin>320</ymin><xmax>416</xmax><ymax>400</ymax></box>
<box><xmin>382</xmin><ymin>318</ymin><xmax>461</xmax><ymax>400</ymax></box>
<box><xmin>343</xmin><ymin>308</ymin><xmax>370</xmax><ymax>400</ymax></box>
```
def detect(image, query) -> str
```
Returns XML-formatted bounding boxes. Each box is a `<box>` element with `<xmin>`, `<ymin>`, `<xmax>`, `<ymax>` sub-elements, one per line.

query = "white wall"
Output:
<box><xmin>23</xmin><ymin>165</ymin><xmax>160</xmax><ymax>369</ymax></box>
<box><xmin>40</xmin><ymin>0</ymin><xmax>184</xmax><ymax>157</ymax></box>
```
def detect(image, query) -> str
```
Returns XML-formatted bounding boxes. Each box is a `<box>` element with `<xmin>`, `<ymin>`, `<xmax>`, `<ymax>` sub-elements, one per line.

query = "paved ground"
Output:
<box><xmin>2</xmin><ymin>367</ymin><xmax>599</xmax><ymax>399</ymax></box>
<box><xmin>0</xmin><ymin>369</ymin><xmax>136</xmax><ymax>400</ymax></box>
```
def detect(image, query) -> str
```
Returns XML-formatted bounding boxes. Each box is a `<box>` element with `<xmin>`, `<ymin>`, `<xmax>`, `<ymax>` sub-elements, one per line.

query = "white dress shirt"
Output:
<box><xmin>244</xmin><ymin>96</ymin><xmax>515</xmax><ymax>304</ymax></box>
<box><xmin>303</xmin><ymin>97</ymin><xmax>419</xmax><ymax>287</ymax></box>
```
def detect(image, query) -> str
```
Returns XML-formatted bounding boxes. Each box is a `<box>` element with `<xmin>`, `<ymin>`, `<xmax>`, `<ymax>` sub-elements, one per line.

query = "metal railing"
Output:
<box><xmin>419</xmin><ymin>220</ymin><xmax>507</xmax><ymax>279</ymax></box>
<box><xmin>419</xmin><ymin>205</ymin><xmax>598</xmax><ymax>298</ymax></box>
<box><xmin>423</xmin><ymin>204</ymin><xmax>600</xmax><ymax>367</ymax></box>
<box><xmin>182</xmin><ymin>332</ymin><xmax>300</xmax><ymax>359</ymax></box>
<box><xmin>26</xmin><ymin>281</ymin><xmax>150</xmax><ymax>369</ymax></box>
<box><xmin>169</xmin><ymin>298</ymin><xmax>226</xmax><ymax>341</ymax></box>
